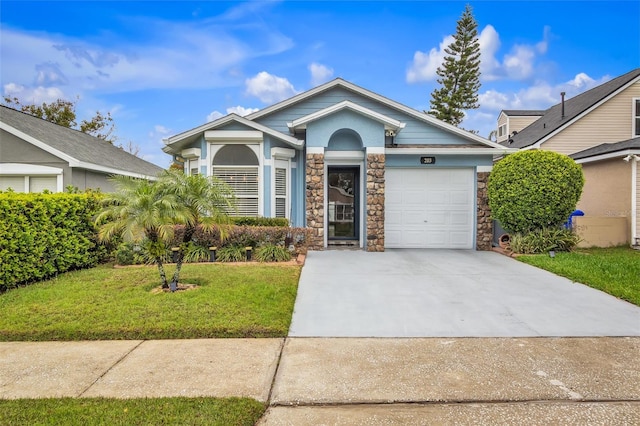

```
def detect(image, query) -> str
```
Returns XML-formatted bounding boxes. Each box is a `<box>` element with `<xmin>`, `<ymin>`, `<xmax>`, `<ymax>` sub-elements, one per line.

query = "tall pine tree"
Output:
<box><xmin>429</xmin><ymin>4</ymin><xmax>481</xmax><ymax>127</ymax></box>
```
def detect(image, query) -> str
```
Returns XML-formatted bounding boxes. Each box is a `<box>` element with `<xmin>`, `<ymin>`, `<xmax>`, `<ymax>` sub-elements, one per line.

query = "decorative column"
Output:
<box><xmin>305</xmin><ymin>153</ymin><xmax>325</xmax><ymax>250</ymax></box>
<box><xmin>476</xmin><ymin>171</ymin><xmax>493</xmax><ymax>250</ymax></box>
<box><xmin>366</xmin><ymin>153</ymin><xmax>385</xmax><ymax>252</ymax></box>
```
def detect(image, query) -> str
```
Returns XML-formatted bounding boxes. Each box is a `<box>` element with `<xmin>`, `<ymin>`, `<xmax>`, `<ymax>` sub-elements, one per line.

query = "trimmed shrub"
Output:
<box><xmin>487</xmin><ymin>150</ymin><xmax>584</xmax><ymax>234</ymax></box>
<box><xmin>231</xmin><ymin>217</ymin><xmax>289</xmax><ymax>227</ymax></box>
<box><xmin>255</xmin><ymin>244</ymin><xmax>292</xmax><ymax>262</ymax></box>
<box><xmin>0</xmin><ymin>192</ymin><xmax>106</xmax><ymax>290</ymax></box>
<box><xmin>509</xmin><ymin>228</ymin><xmax>581</xmax><ymax>254</ymax></box>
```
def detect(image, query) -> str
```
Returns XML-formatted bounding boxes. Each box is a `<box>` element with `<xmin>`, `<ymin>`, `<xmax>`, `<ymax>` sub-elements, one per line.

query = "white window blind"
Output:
<box><xmin>213</xmin><ymin>167</ymin><xmax>259</xmax><ymax>216</ymax></box>
<box><xmin>275</xmin><ymin>167</ymin><xmax>287</xmax><ymax>218</ymax></box>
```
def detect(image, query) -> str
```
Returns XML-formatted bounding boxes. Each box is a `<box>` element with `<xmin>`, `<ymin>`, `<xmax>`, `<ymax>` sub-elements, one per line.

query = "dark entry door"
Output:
<box><xmin>328</xmin><ymin>167</ymin><xmax>359</xmax><ymax>240</ymax></box>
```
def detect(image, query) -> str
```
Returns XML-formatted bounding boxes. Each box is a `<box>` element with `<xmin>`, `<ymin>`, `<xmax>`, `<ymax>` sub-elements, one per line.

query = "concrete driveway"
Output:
<box><xmin>289</xmin><ymin>249</ymin><xmax>640</xmax><ymax>337</ymax></box>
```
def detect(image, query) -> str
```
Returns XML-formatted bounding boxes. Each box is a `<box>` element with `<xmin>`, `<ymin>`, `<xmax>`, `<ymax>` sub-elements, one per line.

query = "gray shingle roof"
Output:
<box><xmin>1</xmin><ymin>106</ymin><xmax>163</xmax><ymax>177</ymax></box>
<box><xmin>501</xmin><ymin>68</ymin><xmax>640</xmax><ymax>149</ymax></box>
<box><xmin>570</xmin><ymin>137</ymin><xmax>640</xmax><ymax>160</ymax></box>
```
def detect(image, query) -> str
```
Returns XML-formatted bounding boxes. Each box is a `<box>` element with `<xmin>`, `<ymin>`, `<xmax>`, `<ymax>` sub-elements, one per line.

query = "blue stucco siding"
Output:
<box><xmin>218</xmin><ymin>122</ymin><xmax>256</xmax><ymax>131</ymax></box>
<box><xmin>386</xmin><ymin>154</ymin><xmax>494</xmax><ymax>168</ymax></box>
<box><xmin>254</xmin><ymin>87</ymin><xmax>477</xmax><ymax>147</ymax></box>
<box><xmin>307</xmin><ymin>109</ymin><xmax>384</xmax><ymax>149</ymax></box>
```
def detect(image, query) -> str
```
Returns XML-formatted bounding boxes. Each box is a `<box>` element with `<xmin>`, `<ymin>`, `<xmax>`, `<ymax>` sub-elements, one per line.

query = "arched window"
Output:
<box><xmin>212</xmin><ymin>145</ymin><xmax>259</xmax><ymax>216</ymax></box>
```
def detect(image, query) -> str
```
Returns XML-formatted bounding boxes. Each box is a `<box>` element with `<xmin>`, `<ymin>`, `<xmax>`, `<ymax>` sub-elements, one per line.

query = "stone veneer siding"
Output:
<box><xmin>476</xmin><ymin>171</ymin><xmax>492</xmax><ymax>250</ymax></box>
<box><xmin>366</xmin><ymin>154</ymin><xmax>385</xmax><ymax>252</ymax></box>
<box><xmin>305</xmin><ymin>153</ymin><xmax>325</xmax><ymax>250</ymax></box>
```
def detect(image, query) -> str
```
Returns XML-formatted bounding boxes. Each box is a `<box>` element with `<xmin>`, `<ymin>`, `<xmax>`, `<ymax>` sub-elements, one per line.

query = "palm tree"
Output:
<box><xmin>156</xmin><ymin>170</ymin><xmax>235</xmax><ymax>290</ymax></box>
<box><xmin>95</xmin><ymin>176</ymin><xmax>187</xmax><ymax>288</ymax></box>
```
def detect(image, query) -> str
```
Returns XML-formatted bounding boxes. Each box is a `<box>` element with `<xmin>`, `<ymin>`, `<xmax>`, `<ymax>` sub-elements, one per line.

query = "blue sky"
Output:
<box><xmin>2</xmin><ymin>1</ymin><xmax>639</xmax><ymax>167</ymax></box>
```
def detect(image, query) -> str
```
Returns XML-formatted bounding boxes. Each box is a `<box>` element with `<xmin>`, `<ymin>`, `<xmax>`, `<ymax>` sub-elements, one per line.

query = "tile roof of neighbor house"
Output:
<box><xmin>570</xmin><ymin>137</ymin><xmax>640</xmax><ymax>160</ymax></box>
<box><xmin>501</xmin><ymin>110</ymin><xmax>545</xmax><ymax>116</ymax></box>
<box><xmin>502</xmin><ymin>68</ymin><xmax>640</xmax><ymax>149</ymax></box>
<box><xmin>1</xmin><ymin>105</ymin><xmax>164</xmax><ymax>178</ymax></box>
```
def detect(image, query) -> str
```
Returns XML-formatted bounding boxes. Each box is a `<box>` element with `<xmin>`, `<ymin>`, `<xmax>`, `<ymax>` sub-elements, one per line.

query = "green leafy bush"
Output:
<box><xmin>231</xmin><ymin>217</ymin><xmax>289</xmax><ymax>227</ymax></box>
<box><xmin>216</xmin><ymin>245</ymin><xmax>246</xmax><ymax>262</ymax></box>
<box><xmin>0</xmin><ymin>192</ymin><xmax>106</xmax><ymax>290</ymax></box>
<box><xmin>509</xmin><ymin>228</ymin><xmax>581</xmax><ymax>254</ymax></box>
<box><xmin>255</xmin><ymin>244</ymin><xmax>292</xmax><ymax>262</ymax></box>
<box><xmin>487</xmin><ymin>150</ymin><xmax>584</xmax><ymax>234</ymax></box>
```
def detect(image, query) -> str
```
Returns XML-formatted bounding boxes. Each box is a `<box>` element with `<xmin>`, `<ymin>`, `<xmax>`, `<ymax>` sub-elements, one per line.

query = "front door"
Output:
<box><xmin>327</xmin><ymin>166</ymin><xmax>359</xmax><ymax>240</ymax></box>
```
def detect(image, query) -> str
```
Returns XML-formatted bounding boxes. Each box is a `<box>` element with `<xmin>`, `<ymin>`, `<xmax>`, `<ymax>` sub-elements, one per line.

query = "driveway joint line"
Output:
<box><xmin>77</xmin><ymin>339</ymin><xmax>145</xmax><ymax>397</ymax></box>
<box><xmin>265</xmin><ymin>337</ymin><xmax>287</xmax><ymax>405</ymax></box>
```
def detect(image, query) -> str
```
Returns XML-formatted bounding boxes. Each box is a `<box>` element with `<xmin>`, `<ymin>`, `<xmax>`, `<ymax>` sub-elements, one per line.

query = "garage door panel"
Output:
<box><xmin>385</xmin><ymin>168</ymin><xmax>474</xmax><ymax>249</ymax></box>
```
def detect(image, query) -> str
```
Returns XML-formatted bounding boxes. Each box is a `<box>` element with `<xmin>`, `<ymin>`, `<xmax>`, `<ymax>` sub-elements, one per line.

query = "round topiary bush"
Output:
<box><xmin>487</xmin><ymin>150</ymin><xmax>584</xmax><ymax>234</ymax></box>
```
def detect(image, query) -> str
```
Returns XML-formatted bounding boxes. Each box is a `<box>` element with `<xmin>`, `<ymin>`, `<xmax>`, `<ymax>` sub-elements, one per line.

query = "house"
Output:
<box><xmin>497</xmin><ymin>68</ymin><xmax>640</xmax><ymax>247</ymax></box>
<box><xmin>0</xmin><ymin>105</ymin><xmax>164</xmax><ymax>192</ymax></box>
<box><xmin>496</xmin><ymin>110</ymin><xmax>544</xmax><ymax>144</ymax></box>
<box><xmin>163</xmin><ymin>78</ymin><xmax>513</xmax><ymax>251</ymax></box>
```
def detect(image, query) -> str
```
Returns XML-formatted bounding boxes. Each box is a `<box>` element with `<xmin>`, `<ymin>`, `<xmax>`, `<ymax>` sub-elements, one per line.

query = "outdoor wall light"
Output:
<box><xmin>209</xmin><ymin>246</ymin><xmax>217</xmax><ymax>262</ymax></box>
<box><xmin>245</xmin><ymin>247</ymin><xmax>252</xmax><ymax>261</ymax></box>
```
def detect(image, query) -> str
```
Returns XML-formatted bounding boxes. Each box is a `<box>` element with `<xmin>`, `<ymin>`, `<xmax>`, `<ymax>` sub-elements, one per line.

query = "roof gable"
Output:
<box><xmin>163</xmin><ymin>113</ymin><xmax>303</xmax><ymax>154</ymax></box>
<box><xmin>505</xmin><ymin>68</ymin><xmax>640</xmax><ymax>149</ymax></box>
<box><xmin>248</xmin><ymin>78</ymin><xmax>506</xmax><ymax>149</ymax></box>
<box><xmin>288</xmin><ymin>100</ymin><xmax>405</xmax><ymax>132</ymax></box>
<box><xmin>0</xmin><ymin>106</ymin><xmax>163</xmax><ymax>178</ymax></box>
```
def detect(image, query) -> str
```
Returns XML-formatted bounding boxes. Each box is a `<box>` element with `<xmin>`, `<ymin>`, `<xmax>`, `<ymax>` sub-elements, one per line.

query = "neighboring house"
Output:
<box><xmin>496</xmin><ymin>110</ymin><xmax>544</xmax><ymax>144</ymax></box>
<box><xmin>163</xmin><ymin>78</ymin><xmax>513</xmax><ymax>252</ymax></box>
<box><xmin>497</xmin><ymin>68</ymin><xmax>640</xmax><ymax>247</ymax></box>
<box><xmin>0</xmin><ymin>106</ymin><xmax>164</xmax><ymax>192</ymax></box>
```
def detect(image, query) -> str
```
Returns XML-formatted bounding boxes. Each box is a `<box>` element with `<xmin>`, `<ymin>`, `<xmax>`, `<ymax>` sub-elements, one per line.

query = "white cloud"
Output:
<box><xmin>0</xmin><ymin>11</ymin><xmax>294</xmax><ymax>98</ymax></box>
<box><xmin>478</xmin><ymin>25</ymin><xmax>501</xmax><ymax>81</ymax></box>
<box><xmin>309</xmin><ymin>62</ymin><xmax>334</xmax><ymax>86</ymax></box>
<box><xmin>206</xmin><ymin>105</ymin><xmax>259</xmax><ymax>122</ymax></box>
<box><xmin>245</xmin><ymin>71</ymin><xmax>298</xmax><ymax>104</ymax></box>
<box><xmin>406</xmin><ymin>35</ymin><xmax>454</xmax><ymax>83</ymax></box>
<box><xmin>3</xmin><ymin>82</ymin><xmax>65</xmax><ymax>104</ymax></box>
<box><xmin>408</xmin><ymin>25</ymin><xmax>553</xmax><ymax>84</ymax></box>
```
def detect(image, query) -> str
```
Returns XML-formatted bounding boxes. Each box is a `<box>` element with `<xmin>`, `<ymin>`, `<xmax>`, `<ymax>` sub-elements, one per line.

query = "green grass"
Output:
<box><xmin>518</xmin><ymin>247</ymin><xmax>640</xmax><ymax>306</ymax></box>
<box><xmin>0</xmin><ymin>397</ymin><xmax>265</xmax><ymax>426</ymax></box>
<box><xmin>0</xmin><ymin>263</ymin><xmax>300</xmax><ymax>341</ymax></box>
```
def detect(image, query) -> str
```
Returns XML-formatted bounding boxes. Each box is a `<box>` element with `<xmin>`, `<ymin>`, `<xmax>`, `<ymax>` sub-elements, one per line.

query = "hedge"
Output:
<box><xmin>0</xmin><ymin>192</ymin><xmax>106</xmax><ymax>291</ymax></box>
<box><xmin>230</xmin><ymin>217</ymin><xmax>289</xmax><ymax>227</ymax></box>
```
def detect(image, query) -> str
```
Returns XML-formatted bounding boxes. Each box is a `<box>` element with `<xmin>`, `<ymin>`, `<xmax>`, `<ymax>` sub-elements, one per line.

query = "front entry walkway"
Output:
<box><xmin>288</xmin><ymin>250</ymin><xmax>640</xmax><ymax>337</ymax></box>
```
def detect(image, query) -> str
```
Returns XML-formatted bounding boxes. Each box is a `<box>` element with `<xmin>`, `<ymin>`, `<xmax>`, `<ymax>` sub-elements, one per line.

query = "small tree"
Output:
<box><xmin>95</xmin><ymin>176</ymin><xmax>186</xmax><ymax>288</ymax></box>
<box><xmin>156</xmin><ymin>170</ymin><xmax>235</xmax><ymax>290</ymax></box>
<box><xmin>428</xmin><ymin>4</ymin><xmax>481</xmax><ymax>127</ymax></box>
<box><xmin>487</xmin><ymin>150</ymin><xmax>585</xmax><ymax>234</ymax></box>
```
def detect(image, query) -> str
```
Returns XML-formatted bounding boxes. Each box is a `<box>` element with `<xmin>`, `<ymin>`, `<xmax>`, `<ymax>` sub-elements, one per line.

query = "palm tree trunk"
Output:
<box><xmin>169</xmin><ymin>226</ymin><xmax>196</xmax><ymax>291</ymax></box>
<box><xmin>156</xmin><ymin>258</ymin><xmax>169</xmax><ymax>288</ymax></box>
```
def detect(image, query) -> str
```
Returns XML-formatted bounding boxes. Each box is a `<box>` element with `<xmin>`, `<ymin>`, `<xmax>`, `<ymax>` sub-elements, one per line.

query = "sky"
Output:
<box><xmin>1</xmin><ymin>1</ymin><xmax>639</xmax><ymax>167</ymax></box>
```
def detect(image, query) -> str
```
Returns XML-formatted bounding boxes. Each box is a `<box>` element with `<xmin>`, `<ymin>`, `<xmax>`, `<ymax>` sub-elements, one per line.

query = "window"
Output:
<box><xmin>634</xmin><ymin>99</ymin><xmax>640</xmax><ymax>137</ymax></box>
<box><xmin>187</xmin><ymin>159</ymin><xmax>199</xmax><ymax>175</ymax></box>
<box><xmin>498</xmin><ymin>124</ymin><xmax>507</xmax><ymax>137</ymax></box>
<box><xmin>274</xmin><ymin>167</ymin><xmax>287</xmax><ymax>218</ymax></box>
<box><xmin>271</xmin><ymin>148</ymin><xmax>294</xmax><ymax>220</ymax></box>
<box><xmin>212</xmin><ymin>145</ymin><xmax>260</xmax><ymax>217</ymax></box>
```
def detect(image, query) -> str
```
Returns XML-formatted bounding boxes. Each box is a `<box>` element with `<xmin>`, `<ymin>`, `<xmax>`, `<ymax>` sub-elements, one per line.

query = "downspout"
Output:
<box><xmin>631</xmin><ymin>155</ymin><xmax>638</xmax><ymax>247</ymax></box>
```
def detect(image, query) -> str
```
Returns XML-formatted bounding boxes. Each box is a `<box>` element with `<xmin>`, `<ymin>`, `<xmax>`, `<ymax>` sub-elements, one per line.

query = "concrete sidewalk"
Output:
<box><xmin>1</xmin><ymin>337</ymin><xmax>639</xmax><ymax>424</ymax></box>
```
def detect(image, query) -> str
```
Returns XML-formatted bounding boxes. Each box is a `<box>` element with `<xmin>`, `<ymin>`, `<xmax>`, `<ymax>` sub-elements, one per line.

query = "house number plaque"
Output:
<box><xmin>420</xmin><ymin>156</ymin><xmax>436</xmax><ymax>165</ymax></box>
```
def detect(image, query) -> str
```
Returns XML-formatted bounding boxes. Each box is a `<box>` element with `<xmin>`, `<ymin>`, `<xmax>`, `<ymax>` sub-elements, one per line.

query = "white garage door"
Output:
<box><xmin>385</xmin><ymin>168</ymin><xmax>475</xmax><ymax>249</ymax></box>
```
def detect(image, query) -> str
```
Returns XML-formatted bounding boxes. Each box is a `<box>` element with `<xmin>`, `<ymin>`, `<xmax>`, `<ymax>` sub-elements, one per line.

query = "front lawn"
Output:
<box><xmin>0</xmin><ymin>263</ymin><xmax>300</xmax><ymax>341</ymax></box>
<box><xmin>517</xmin><ymin>247</ymin><xmax>640</xmax><ymax>306</ymax></box>
<box><xmin>0</xmin><ymin>397</ymin><xmax>264</xmax><ymax>426</ymax></box>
